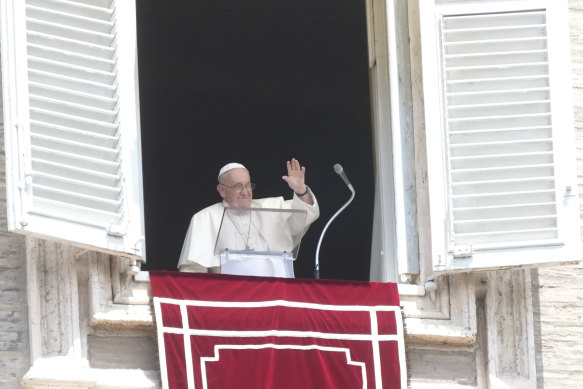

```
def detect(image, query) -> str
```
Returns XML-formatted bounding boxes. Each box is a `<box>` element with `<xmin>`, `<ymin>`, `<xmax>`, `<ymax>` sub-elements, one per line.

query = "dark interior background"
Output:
<box><xmin>136</xmin><ymin>0</ymin><xmax>374</xmax><ymax>280</ymax></box>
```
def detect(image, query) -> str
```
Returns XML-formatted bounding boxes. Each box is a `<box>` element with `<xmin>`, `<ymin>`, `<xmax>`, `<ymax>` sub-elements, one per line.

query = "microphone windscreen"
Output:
<box><xmin>334</xmin><ymin>164</ymin><xmax>343</xmax><ymax>174</ymax></box>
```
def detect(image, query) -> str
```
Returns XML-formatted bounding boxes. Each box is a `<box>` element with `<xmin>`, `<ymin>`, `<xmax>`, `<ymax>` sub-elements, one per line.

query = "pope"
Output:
<box><xmin>177</xmin><ymin>158</ymin><xmax>320</xmax><ymax>274</ymax></box>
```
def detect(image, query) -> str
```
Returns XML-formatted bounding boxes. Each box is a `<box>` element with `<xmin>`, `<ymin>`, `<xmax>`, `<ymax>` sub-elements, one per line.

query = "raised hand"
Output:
<box><xmin>282</xmin><ymin>158</ymin><xmax>307</xmax><ymax>194</ymax></box>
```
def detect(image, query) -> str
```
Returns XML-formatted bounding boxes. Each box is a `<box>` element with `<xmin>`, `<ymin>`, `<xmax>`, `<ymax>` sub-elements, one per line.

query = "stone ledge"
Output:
<box><xmin>404</xmin><ymin>318</ymin><xmax>476</xmax><ymax>345</ymax></box>
<box><xmin>410</xmin><ymin>381</ymin><xmax>477</xmax><ymax>389</ymax></box>
<box><xmin>91</xmin><ymin>304</ymin><xmax>155</xmax><ymax>330</ymax></box>
<box><xmin>22</xmin><ymin>357</ymin><xmax>160</xmax><ymax>389</ymax></box>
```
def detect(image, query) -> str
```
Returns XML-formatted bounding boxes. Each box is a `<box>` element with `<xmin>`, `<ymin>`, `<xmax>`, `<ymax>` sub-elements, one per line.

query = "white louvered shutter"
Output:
<box><xmin>420</xmin><ymin>1</ymin><xmax>580</xmax><ymax>273</ymax></box>
<box><xmin>0</xmin><ymin>0</ymin><xmax>145</xmax><ymax>258</ymax></box>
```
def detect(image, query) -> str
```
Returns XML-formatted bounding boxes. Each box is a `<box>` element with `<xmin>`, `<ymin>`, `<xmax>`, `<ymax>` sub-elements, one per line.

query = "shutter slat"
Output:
<box><xmin>454</xmin><ymin>215</ymin><xmax>557</xmax><ymax>234</ymax></box>
<box><xmin>30</xmin><ymin>108</ymin><xmax>117</xmax><ymax>136</ymax></box>
<box><xmin>26</xmin><ymin>19</ymin><xmax>114</xmax><ymax>46</ymax></box>
<box><xmin>35</xmin><ymin>172</ymin><xmax>121</xmax><ymax>200</ymax></box>
<box><xmin>29</xmin><ymin>70</ymin><xmax>116</xmax><ymax>97</ymax></box>
<box><xmin>450</xmin><ymin>138</ymin><xmax>552</xmax><ymax>149</ymax></box>
<box><xmin>448</xmin><ymin>88</ymin><xmax>550</xmax><ymax>106</ymax></box>
<box><xmin>31</xmin><ymin>133</ymin><xmax>119</xmax><ymax>161</ymax></box>
<box><xmin>452</xmin><ymin>165</ymin><xmax>554</xmax><ymax>182</ymax></box>
<box><xmin>448</xmin><ymin>114</ymin><xmax>551</xmax><ymax>131</ymax></box>
<box><xmin>453</xmin><ymin>203</ymin><xmax>556</xmax><ymax>220</ymax></box>
<box><xmin>31</xmin><ymin>121</ymin><xmax>118</xmax><ymax>149</ymax></box>
<box><xmin>448</xmin><ymin>76</ymin><xmax>549</xmax><ymax>93</ymax></box>
<box><xmin>31</xmin><ymin>146</ymin><xmax>119</xmax><ymax>175</ymax></box>
<box><xmin>450</xmin><ymin>140</ymin><xmax>552</xmax><ymax>157</ymax></box>
<box><xmin>452</xmin><ymin>190</ymin><xmax>556</xmax><ymax>208</ymax></box>
<box><xmin>455</xmin><ymin>230</ymin><xmax>558</xmax><ymax>245</ymax></box>
<box><xmin>33</xmin><ymin>184</ymin><xmax>122</xmax><ymax>213</ymax></box>
<box><xmin>444</xmin><ymin>27</ymin><xmax>547</xmax><ymax>43</ymax></box>
<box><xmin>32</xmin><ymin>198</ymin><xmax>121</xmax><ymax>223</ymax></box>
<box><xmin>450</xmin><ymin>126</ymin><xmax>551</xmax><ymax>143</ymax></box>
<box><xmin>26</xmin><ymin>5</ymin><xmax>113</xmax><ymax>34</ymax></box>
<box><xmin>30</xmin><ymin>95</ymin><xmax>118</xmax><ymax>123</ymax></box>
<box><xmin>446</xmin><ymin>40</ymin><xmax>547</xmax><ymax>55</ymax></box>
<box><xmin>450</xmin><ymin>152</ymin><xmax>554</xmax><ymax>169</ymax></box>
<box><xmin>28</xmin><ymin>0</ymin><xmax>114</xmax><ymax>20</ymax></box>
<box><xmin>448</xmin><ymin>101</ymin><xmax>550</xmax><ymax>118</ymax></box>
<box><xmin>29</xmin><ymin>82</ymin><xmax>116</xmax><ymax>110</ymax></box>
<box><xmin>445</xmin><ymin>38</ymin><xmax>547</xmax><ymax>55</ymax></box>
<box><xmin>451</xmin><ymin>177</ymin><xmax>555</xmax><ymax>196</ymax></box>
<box><xmin>28</xmin><ymin>57</ymin><xmax>116</xmax><ymax>84</ymax></box>
<box><xmin>442</xmin><ymin>11</ymin><xmax>546</xmax><ymax>29</ymax></box>
<box><xmin>449</xmin><ymin>113</ymin><xmax>551</xmax><ymax>124</ymax></box>
<box><xmin>447</xmin><ymin>63</ymin><xmax>549</xmax><ymax>81</ymax></box>
<box><xmin>445</xmin><ymin>50</ymin><xmax>548</xmax><ymax>67</ymax></box>
<box><xmin>27</xmin><ymin>44</ymin><xmax>115</xmax><ymax>72</ymax></box>
<box><xmin>32</xmin><ymin>159</ymin><xmax>120</xmax><ymax>188</ymax></box>
<box><xmin>28</xmin><ymin>32</ymin><xmax>114</xmax><ymax>59</ymax></box>
<box><xmin>32</xmin><ymin>198</ymin><xmax>121</xmax><ymax>226</ymax></box>
<box><xmin>63</xmin><ymin>0</ymin><xmax>114</xmax><ymax>10</ymax></box>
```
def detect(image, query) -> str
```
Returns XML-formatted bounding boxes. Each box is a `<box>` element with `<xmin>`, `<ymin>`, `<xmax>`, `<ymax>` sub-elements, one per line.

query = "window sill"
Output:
<box><xmin>23</xmin><ymin>357</ymin><xmax>160</xmax><ymax>389</ymax></box>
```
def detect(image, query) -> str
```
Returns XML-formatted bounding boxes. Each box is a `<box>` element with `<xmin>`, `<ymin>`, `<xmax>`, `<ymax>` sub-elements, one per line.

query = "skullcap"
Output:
<box><xmin>218</xmin><ymin>162</ymin><xmax>247</xmax><ymax>180</ymax></box>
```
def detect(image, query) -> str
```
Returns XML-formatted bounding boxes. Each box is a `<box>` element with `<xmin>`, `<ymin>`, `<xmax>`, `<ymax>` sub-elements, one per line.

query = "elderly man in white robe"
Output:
<box><xmin>178</xmin><ymin>158</ymin><xmax>320</xmax><ymax>276</ymax></box>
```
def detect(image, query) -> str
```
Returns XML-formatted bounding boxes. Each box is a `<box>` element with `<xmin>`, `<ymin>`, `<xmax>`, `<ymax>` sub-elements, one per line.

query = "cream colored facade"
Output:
<box><xmin>0</xmin><ymin>0</ymin><xmax>582</xmax><ymax>388</ymax></box>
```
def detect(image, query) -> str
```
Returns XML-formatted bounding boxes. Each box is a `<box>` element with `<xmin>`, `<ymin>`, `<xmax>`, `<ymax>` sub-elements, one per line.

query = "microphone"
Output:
<box><xmin>334</xmin><ymin>164</ymin><xmax>352</xmax><ymax>187</ymax></box>
<box><xmin>315</xmin><ymin>164</ymin><xmax>356</xmax><ymax>279</ymax></box>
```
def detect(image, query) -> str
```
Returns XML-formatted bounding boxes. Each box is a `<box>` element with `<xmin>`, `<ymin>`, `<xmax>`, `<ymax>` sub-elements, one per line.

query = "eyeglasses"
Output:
<box><xmin>220</xmin><ymin>182</ymin><xmax>255</xmax><ymax>193</ymax></box>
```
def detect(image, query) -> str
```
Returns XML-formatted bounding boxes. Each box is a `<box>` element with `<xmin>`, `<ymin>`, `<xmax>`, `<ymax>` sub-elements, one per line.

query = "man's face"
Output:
<box><xmin>217</xmin><ymin>168</ymin><xmax>253</xmax><ymax>207</ymax></box>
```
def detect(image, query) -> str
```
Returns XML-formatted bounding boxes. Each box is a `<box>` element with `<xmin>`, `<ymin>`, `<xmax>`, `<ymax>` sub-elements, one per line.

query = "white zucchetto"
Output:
<box><xmin>218</xmin><ymin>162</ymin><xmax>247</xmax><ymax>180</ymax></box>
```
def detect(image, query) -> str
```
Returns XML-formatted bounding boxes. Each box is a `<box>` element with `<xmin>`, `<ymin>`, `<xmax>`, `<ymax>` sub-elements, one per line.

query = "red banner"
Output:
<box><xmin>150</xmin><ymin>271</ymin><xmax>406</xmax><ymax>389</ymax></box>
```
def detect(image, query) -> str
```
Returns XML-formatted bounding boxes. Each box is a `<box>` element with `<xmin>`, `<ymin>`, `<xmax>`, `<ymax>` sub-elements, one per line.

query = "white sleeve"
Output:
<box><xmin>291</xmin><ymin>187</ymin><xmax>320</xmax><ymax>225</ymax></box>
<box><xmin>177</xmin><ymin>204</ymin><xmax>223</xmax><ymax>269</ymax></box>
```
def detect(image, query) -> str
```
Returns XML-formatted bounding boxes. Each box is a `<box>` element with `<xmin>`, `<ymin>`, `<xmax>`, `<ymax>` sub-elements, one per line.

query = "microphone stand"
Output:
<box><xmin>314</xmin><ymin>184</ymin><xmax>355</xmax><ymax>279</ymax></box>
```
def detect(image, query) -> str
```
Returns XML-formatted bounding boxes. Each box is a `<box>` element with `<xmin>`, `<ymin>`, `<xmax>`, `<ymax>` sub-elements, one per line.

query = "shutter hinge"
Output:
<box><xmin>18</xmin><ymin>173</ymin><xmax>33</xmax><ymax>191</ymax></box>
<box><xmin>132</xmin><ymin>236</ymin><xmax>145</xmax><ymax>256</ymax></box>
<box><xmin>15</xmin><ymin>123</ymin><xmax>34</xmax><ymax>191</ymax></box>
<box><xmin>565</xmin><ymin>185</ymin><xmax>576</xmax><ymax>197</ymax></box>
<box><xmin>453</xmin><ymin>244</ymin><xmax>472</xmax><ymax>258</ymax></box>
<box><xmin>107</xmin><ymin>221</ymin><xmax>129</xmax><ymax>238</ymax></box>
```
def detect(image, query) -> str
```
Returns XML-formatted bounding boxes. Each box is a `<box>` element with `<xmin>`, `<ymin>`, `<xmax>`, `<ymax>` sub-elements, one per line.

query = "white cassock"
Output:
<box><xmin>177</xmin><ymin>189</ymin><xmax>320</xmax><ymax>277</ymax></box>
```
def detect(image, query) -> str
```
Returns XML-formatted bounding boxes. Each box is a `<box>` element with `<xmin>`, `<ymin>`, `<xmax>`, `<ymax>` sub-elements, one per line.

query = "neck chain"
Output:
<box><xmin>227</xmin><ymin>210</ymin><xmax>253</xmax><ymax>250</ymax></box>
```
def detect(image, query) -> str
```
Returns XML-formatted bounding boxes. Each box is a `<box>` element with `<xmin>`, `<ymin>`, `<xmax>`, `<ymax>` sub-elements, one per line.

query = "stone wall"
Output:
<box><xmin>532</xmin><ymin>0</ymin><xmax>583</xmax><ymax>387</ymax></box>
<box><xmin>0</xmin><ymin>59</ymin><xmax>30</xmax><ymax>387</ymax></box>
